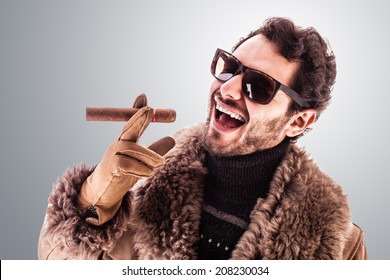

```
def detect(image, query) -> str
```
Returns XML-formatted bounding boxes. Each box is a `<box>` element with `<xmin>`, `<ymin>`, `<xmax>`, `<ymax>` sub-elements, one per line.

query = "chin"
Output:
<box><xmin>204</xmin><ymin>119</ymin><xmax>255</xmax><ymax>156</ymax></box>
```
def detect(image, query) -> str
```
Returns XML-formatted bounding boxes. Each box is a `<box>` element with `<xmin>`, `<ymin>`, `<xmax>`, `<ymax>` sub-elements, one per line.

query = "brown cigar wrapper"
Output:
<box><xmin>86</xmin><ymin>107</ymin><xmax>176</xmax><ymax>123</ymax></box>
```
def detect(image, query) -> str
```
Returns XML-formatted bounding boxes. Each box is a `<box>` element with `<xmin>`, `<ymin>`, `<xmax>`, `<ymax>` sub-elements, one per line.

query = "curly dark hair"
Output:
<box><xmin>232</xmin><ymin>17</ymin><xmax>337</xmax><ymax>120</ymax></box>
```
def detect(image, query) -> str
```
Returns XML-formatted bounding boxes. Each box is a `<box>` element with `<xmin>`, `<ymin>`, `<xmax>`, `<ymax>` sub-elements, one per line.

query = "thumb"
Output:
<box><xmin>147</xmin><ymin>136</ymin><xmax>176</xmax><ymax>156</ymax></box>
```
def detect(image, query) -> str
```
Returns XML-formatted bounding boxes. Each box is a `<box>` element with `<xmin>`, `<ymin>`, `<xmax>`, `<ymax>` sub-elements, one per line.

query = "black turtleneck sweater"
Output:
<box><xmin>197</xmin><ymin>138</ymin><xmax>290</xmax><ymax>260</ymax></box>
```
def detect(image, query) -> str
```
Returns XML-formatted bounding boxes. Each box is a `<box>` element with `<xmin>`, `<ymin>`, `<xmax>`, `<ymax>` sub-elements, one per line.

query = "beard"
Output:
<box><xmin>203</xmin><ymin>92</ymin><xmax>292</xmax><ymax>156</ymax></box>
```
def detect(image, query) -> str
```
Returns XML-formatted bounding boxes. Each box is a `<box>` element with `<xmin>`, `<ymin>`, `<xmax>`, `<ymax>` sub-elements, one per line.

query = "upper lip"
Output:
<box><xmin>214</xmin><ymin>96</ymin><xmax>247</xmax><ymax>123</ymax></box>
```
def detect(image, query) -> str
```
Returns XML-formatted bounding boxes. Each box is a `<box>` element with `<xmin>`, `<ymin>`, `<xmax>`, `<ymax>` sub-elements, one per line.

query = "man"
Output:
<box><xmin>38</xmin><ymin>17</ymin><xmax>367</xmax><ymax>259</ymax></box>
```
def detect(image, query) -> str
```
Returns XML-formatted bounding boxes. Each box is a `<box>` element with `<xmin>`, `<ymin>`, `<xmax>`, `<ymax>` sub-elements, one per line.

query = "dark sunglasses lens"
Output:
<box><xmin>242</xmin><ymin>71</ymin><xmax>276</xmax><ymax>104</ymax></box>
<box><xmin>213</xmin><ymin>52</ymin><xmax>239</xmax><ymax>81</ymax></box>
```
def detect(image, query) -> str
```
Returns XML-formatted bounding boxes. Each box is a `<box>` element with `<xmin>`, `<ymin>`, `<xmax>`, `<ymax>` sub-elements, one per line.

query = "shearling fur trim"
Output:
<box><xmin>131</xmin><ymin>124</ymin><xmax>208</xmax><ymax>259</ymax></box>
<box><xmin>230</xmin><ymin>144</ymin><xmax>351</xmax><ymax>259</ymax></box>
<box><xmin>42</xmin><ymin>163</ymin><xmax>133</xmax><ymax>259</ymax></box>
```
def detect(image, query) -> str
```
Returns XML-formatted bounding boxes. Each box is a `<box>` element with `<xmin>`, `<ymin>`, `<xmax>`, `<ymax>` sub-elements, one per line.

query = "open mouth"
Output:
<box><xmin>215</xmin><ymin>103</ymin><xmax>246</xmax><ymax>129</ymax></box>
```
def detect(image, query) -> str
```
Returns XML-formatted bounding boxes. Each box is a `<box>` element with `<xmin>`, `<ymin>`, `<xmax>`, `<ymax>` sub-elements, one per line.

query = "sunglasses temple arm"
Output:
<box><xmin>279</xmin><ymin>85</ymin><xmax>310</xmax><ymax>108</ymax></box>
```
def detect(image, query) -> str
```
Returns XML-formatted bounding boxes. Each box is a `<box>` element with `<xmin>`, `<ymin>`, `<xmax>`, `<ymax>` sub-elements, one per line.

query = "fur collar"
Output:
<box><xmin>129</xmin><ymin>123</ymin><xmax>352</xmax><ymax>259</ymax></box>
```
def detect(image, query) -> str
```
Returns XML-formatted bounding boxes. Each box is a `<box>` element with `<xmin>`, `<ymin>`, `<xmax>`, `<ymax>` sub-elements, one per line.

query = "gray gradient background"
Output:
<box><xmin>0</xmin><ymin>0</ymin><xmax>389</xmax><ymax>259</ymax></box>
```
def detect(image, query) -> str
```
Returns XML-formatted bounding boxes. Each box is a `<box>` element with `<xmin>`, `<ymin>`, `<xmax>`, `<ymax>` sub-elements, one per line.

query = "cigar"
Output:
<box><xmin>86</xmin><ymin>107</ymin><xmax>176</xmax><ymax>123</ymax></box>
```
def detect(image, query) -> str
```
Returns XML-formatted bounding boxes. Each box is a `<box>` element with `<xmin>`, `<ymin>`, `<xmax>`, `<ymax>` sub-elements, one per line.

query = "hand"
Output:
<box><xmin>77</xmin><ymin>94</ymin><xmax>175</xmax><ymax>225</ymax></box>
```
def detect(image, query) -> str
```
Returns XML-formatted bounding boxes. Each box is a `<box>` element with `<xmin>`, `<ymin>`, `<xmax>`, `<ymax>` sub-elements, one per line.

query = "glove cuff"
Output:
<box><xmin>77</xmin><ymin>180</ymin><xmax>123</xmax><ymax>226</ymax></box>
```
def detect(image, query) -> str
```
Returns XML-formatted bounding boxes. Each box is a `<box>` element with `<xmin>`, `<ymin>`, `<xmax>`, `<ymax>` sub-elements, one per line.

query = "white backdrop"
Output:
<box><xmin>0</xmin><ymin>0</ymin><xmax>389</xmax><ymax>259</ymax></box>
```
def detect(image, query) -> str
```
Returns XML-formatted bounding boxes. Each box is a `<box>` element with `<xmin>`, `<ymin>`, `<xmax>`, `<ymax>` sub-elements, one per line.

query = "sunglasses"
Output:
<box><xmin>210</xmin><ymin>48</ymin><xmax>310</xmax><ymax>107</ymax></box>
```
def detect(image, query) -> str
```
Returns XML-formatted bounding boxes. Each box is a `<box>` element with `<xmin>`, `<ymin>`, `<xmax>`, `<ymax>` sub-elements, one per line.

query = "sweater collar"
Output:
<box><xmin>205</xmin><ymin>138</ymin><xmax>290</xmax><ymax>202</ymax></box>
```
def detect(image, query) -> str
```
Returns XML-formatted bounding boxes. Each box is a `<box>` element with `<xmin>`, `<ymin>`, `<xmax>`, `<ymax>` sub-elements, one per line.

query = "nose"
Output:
<box><xmin>219</xmin><ymin>74</ymin><xmax>243</xmax><ymax>101</ymax></box>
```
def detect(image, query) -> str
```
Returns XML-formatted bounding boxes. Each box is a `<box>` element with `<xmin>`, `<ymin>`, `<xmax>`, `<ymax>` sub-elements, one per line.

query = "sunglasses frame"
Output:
<box><xmin>211</xmin><ymin>48</ymin><xmax>310</xmax><ymax>108</ymax></box>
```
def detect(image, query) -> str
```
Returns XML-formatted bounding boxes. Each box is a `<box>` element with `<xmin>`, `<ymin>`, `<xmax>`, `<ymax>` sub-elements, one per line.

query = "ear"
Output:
<box><xmin>285</xmin><ymin>109</ymin><xmax>316</xmax><ymax>138</ymax></box>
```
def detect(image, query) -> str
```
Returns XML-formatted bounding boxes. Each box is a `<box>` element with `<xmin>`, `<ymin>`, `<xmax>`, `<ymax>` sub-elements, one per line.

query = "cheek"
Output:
<box><xmin>245</xmin><ymin>100</ymin><xmax>266</xmax><ymax>121</ymax></box>
<box><xmin>246</xmin><ymin>101</ymin><xmax>290</xmax><ymax>124</ymax></box>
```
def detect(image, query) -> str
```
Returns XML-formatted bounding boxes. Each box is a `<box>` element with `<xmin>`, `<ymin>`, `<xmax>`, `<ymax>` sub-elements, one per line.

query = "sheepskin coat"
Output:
<box><xmin>38</xmin><ymin>123</ymin><xmax>366</xmax><ymax>260</ymax></box>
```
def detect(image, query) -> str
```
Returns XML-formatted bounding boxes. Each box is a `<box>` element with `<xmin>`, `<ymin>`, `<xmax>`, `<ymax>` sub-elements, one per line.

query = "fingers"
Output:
<box><xmin>116</xmin><ymin>146</ymin><xmax>165</xmax><ymax>170</ymax></box>
<box><xmin>132</xmin><ymin>93</ymin><xmax>148</xmax><ymax>108</ymax></box>
<box><xmin>147</xmin><ymin>136</ymin><xmax>176</xmax><ymax>156</ymax></box>
<box><xmin>113</xmin><ymin>137</ymin><xmax>175</xmax><ymax>177</ymax></box>
<box><xmin>118</xmin><ymin>106</ymin><xmax>154</xmax><ymax>142</ymax></box>
<box><xmin>116</xmin><ymin>156</ymin><xmax>156</xmax><ymax>177</ymax></box>
<box><xmin>114</xmin><ymin>94</ymin><xmax>176</xmax><ymax>176</ymax></box>
<box><xmin>114</xmin><ymin>142</ymin><xmax>166</xmax><ymax>177</ymax></box>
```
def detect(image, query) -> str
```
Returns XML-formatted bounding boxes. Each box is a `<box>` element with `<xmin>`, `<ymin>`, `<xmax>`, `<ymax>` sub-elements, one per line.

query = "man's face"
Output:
<box><xmin>204</xmin><ymin>34</ymin><xmax>301</xmax><ymax>156</ymax></box>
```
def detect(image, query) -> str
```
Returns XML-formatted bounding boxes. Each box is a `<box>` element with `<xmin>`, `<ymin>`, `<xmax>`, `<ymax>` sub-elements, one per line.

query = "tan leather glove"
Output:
<box><xmin>77</xmin><ymin>95</ymin><xmax>175</xmax><ymax>226</ymax></box>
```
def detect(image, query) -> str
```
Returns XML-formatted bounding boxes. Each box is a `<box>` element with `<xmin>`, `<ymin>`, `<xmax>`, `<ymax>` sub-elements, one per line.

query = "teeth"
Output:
<box><xmin>216</xmin><ymin>104</ymin><xmax>245</xmax><ymax>122</ymax></box>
